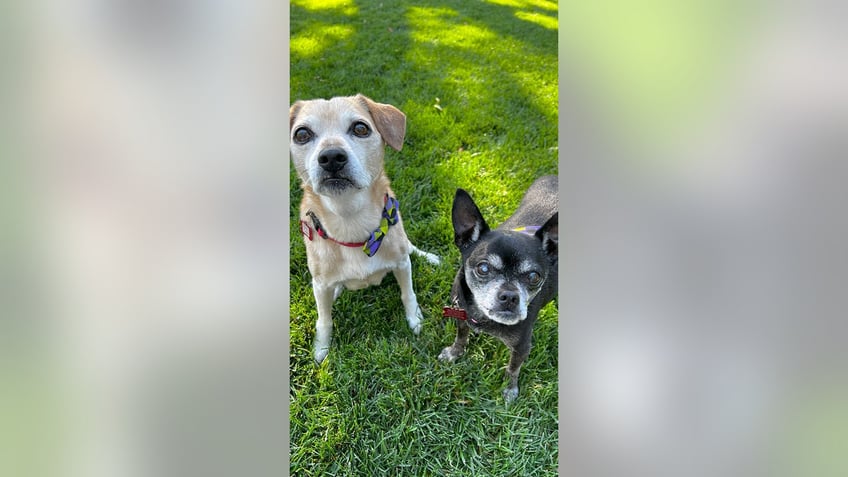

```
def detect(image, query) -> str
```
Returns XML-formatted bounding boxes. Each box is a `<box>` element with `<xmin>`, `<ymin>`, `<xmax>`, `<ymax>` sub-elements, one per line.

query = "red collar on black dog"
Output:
<box><xmin>442</xmin><ymin>306</ymin><xmax>467</xmax><ymax>320</ymax></box>
<box><xmin>443</xmin><ymin>306</ymin><xmax>480</xmax><ymax>324</ymax></box>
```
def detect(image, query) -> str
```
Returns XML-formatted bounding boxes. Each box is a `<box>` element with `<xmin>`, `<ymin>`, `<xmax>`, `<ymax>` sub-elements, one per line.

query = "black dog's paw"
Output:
<box><xmin>503</xmin><ymin>385</ymin><xmax>519</xmax><ymax>403</ymax></box>
<box><xmin>438</xmin><ymin>346</ymin><xmax>462</xmax><ymax>362</ymax></box>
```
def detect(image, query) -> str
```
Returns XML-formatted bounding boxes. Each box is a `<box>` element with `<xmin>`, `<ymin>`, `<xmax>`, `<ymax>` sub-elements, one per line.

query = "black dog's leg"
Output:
<box><xmin>503</xmin><ymin>343</ymin><xmax>530</xmax><ymax>402</ymax></box>
<box><xmin>438</xmin><ymin>320</ymin><xmax>470</xmax><ymax>362</ymax></box>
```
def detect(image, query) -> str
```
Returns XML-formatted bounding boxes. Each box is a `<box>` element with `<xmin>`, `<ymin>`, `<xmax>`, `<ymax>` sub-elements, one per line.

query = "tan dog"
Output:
<box><xmin>290</xmin><ymin>94</ymin><xmax>439</xmax><ymax>363</ymax></box>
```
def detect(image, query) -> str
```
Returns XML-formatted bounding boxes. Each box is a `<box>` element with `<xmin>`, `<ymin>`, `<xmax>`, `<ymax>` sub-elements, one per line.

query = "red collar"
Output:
<box><xmin>442</xmin><ymin>306</ymin><xmax>480</xmax><ymax>324</ymax></box>
<box><xmin>300</xmin><ymin>211</ymin><xmax>366</xmax><ymax>248</ymax></box>
<box><xmin>299</xmin><ymin>194</ymin><xmax>398</xmax><ymax>255</ymax></box>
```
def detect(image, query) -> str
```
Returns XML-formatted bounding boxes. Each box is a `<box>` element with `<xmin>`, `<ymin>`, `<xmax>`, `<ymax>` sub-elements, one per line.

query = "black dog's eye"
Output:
<box><xmin>527</xmin><ymin>271</ymin><xmax>542</xmax><ymax>286</ymax></box>
<box><xmin>293</xmin><ymin>127</ymin><xmax>313</xmax><ymax>145</ymax></box>
<box><xmin>475</xmin><ymin>261</ymin><xmax>490</xmax><ymax>277</ymax></box>
<box><xmin>351</xmin><ymin>121</ymin><xmax>371</xmax><ymax>138</ymax></box>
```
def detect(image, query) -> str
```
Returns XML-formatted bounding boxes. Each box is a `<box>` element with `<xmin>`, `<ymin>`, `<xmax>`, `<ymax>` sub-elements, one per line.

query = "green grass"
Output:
<box><xmin>290</xmin><ymin>1</ymin><xmax>558</xmax><ymax>475</ymax></box>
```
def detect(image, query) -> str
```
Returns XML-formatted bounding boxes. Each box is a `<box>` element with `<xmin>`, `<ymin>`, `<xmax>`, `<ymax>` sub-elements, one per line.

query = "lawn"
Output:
<box><xmin>289</xmin><ymin>0</ymin><xmax>559</xmax><ymax>475</ymax></box>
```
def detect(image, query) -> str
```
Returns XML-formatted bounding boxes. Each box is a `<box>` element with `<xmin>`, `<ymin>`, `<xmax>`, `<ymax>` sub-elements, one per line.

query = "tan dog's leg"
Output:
<box><xmin>313</xmin><ymin>282</ymin><xmax>335</xmax><ymax>363</ymax></box>
<box><xmin>392</xmin><ymin>256</ymin><xmax>422</xmax><ymax>334</ymax></box>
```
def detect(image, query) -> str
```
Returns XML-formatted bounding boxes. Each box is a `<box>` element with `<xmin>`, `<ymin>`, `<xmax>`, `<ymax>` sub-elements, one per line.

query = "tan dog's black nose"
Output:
<box><xmin>318</xmin><ymin>148</ymin><xmax>347</xmax><ymax>173</ymax></box>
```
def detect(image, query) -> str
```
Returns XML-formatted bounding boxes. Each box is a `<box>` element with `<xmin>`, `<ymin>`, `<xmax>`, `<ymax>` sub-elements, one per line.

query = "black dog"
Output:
<box><xmin>439</xmin><ymin>176</ymin><xmax>558</xmax><ymax>401</ymax></box>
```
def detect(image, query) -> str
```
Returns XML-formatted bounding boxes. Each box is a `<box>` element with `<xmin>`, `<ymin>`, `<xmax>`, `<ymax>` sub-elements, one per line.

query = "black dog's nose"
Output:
<box><xmin>318</xmin><ymin>148</ymin><xmax>348</xmax><ymax>172</ymax></box>
<box><xmin>497</xmin><ymin>289</ymin><xmax>519</xmax><ymax>309</ymax></box>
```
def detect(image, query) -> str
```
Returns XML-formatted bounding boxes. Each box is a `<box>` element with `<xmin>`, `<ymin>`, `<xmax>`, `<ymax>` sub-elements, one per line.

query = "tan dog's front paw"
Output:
<box><xmin>314</xmin><ymin>346</ymin><xmax>329</xmax><ymax>364</ymax></box>
<box><xmin>313</xmin><ymin>332</ymin><xmax>331</xmax><ymax>364</ymax></box>
<box><xmin>407</xmin><ymin>307</ymin><xmax>422</xmax><ymax>335</ymax></box>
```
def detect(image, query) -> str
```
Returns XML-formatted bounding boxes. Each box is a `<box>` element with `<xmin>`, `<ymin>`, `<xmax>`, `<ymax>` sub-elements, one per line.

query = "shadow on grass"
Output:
<box><xmin>290</xmin><ymin>0</ymin><xmax>559</xmax><ymax>232</ymax></box>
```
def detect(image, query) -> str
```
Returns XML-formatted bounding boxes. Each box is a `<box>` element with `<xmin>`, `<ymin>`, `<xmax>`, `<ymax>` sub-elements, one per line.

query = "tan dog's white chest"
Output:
<box><xmin>305</xmin><ymin>226</ymin><xmax>410</xmax><ymax>290</ymax></box>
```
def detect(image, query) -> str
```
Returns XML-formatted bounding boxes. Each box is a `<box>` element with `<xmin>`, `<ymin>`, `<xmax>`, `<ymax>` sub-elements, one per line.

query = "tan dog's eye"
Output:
<box><xmin>293</xmin><ymin>127</ymin><xmax>313</xmax><ymax>144</ymax></box>
<box><xmin>351</xmin><ymin>121</ymin><xmax>371</xmax><ymax>138</ymax></box>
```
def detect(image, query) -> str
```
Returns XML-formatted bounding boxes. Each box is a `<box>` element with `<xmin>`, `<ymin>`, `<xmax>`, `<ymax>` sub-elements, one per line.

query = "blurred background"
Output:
<box><xmin>558</xmin><ymin>1</ymin><xmax>848</xmax><ymax>476</ymax></box>
<box><xmin>7</xmin><ymin>1</ymin><xmax>289</xmax><ymax>476</ymax></box>
<box><xmin>3</xmin><ymin>1</ymin><xmax>846</xmax><ymax>476</ymax></box>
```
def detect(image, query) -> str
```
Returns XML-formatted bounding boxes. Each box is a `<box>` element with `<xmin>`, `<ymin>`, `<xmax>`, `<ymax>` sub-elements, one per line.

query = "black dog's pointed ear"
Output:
<box><xmin>535</xmin><ymin>212</ymin><xmax>558</xmax><ymax>259</ymax></box>
<box><xmin>452</xmin><ymin>189</ymin><xmax>489</xmax><ymax>249</ymax></box>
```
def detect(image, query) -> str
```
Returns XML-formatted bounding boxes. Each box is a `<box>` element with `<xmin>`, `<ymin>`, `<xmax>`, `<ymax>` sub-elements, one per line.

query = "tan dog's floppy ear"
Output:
<box><xmin>355</xmin><ymin>94</ymin><xmax>406</xmax><ymax>151</ymax></box>
<box><xmin>290</xmin><ymin>101</ymin><xmax>303</xmax><ymax>131</ymax></box>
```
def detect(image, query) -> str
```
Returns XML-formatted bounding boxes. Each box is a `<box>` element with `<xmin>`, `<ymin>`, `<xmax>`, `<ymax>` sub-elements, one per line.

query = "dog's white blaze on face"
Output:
<box><xmin>517</xmin><ymin>259</ymin><xmax>536</xmax><ymax>274</ymax></box>
<box><xmin>303</xmin><ymin>117</ymin><xmax>374</xmax><ymax>194</ymax></box>
<box><xmin>487</xmin><ymin>254</ymin><xmax>504</xmax><ymax>270</ymax></box>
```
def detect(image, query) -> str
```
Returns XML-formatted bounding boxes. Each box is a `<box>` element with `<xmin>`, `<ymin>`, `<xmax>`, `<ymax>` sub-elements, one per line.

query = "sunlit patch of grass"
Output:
<box><xmin>486</xmin><ymin>0</ymin><xmax>557</xmax><ymax>11</ymax></box>
<box><xmin>291</xmin><ymin>0</ymin><xmax>358</xmax><ymax>15</ymax></box>
<box><xmin>528</xmin><ymin>0</ymin><xmax>558</xmax><ymax>10</ymax></box>
<box><xmin>402</xmin><ymin>2</ymin><xmax>558</xmax><ymax>200</ymax></box>
<box><xmin>407</xmin><ymin>7</ymin><xmax>497</xmax><ymax>48</ymax></box>
<box><xmin>515</xmin><ymin>10</ymin><xmax>557</xmax><ymax>30</ymax></box>
<box><xmin>290</xmin><ymin>23</ymin><xmax>356</xmax><ymax>58</ymax></box>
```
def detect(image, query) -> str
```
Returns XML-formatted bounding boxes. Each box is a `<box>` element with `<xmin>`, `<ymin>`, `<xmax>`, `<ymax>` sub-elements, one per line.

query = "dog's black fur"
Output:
<box><xmin>439</xmin><ymin>175</ymin><xmax>558</xmax><ymax>401</ymax></box>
